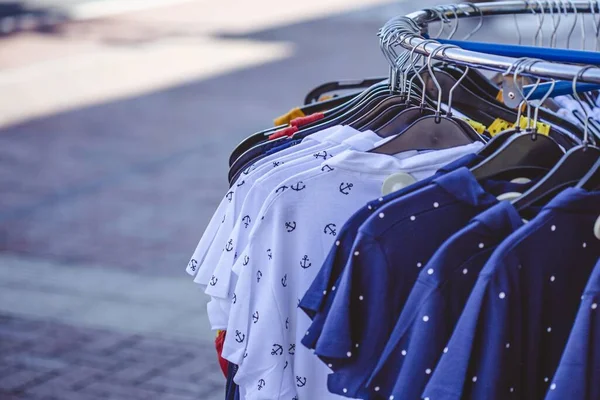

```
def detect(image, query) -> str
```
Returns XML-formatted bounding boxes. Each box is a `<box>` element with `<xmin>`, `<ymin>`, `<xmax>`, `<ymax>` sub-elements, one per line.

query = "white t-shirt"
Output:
<box><xmin>223</xmin><ymin>143</ymin><xmax>484</xmax><ymax>400</ymax></box>
<box><xmin>204</xmin><ymin>130</ymin><xmax>383</xmax><ymax>330</ymax></box>
<box><xmin>186</xmin><ymin>125</ymin><xmax>354</xmax><ymax>285</ymax></box>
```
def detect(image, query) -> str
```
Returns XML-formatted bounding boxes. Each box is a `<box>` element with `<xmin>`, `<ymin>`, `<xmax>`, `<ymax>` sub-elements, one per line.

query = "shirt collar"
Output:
<box><xmin>472</xmin><ymin>201</ymin><xmax>524</xmax><ymax>235</ymax></box>
<box><xmin>325</xmin><ymin>142</ymin><xmax>484</xmax><ymax>177</ymax></box>
<box><xmin>341</xmin><ymin>130</ymin><xmax>382</xmax><ymax>151</ymax></box>
<box><xmin>300</xmin><ymin>125</ymin><xmax>343</xmax><ymax>144</ymax></box>
<box><xmin>432</xmin><ymin>167</ymin><xmax>499</xmax><ymax>207</ymax></box>
<box><xmin>542</xmin><ymin>187</ymin><xmax>600</xmax><ymax>214</ymax></box>
<box><xmin>323</xmin><ymin>125</ymin><xmax>361</xmax><ymax>144</ymax></box>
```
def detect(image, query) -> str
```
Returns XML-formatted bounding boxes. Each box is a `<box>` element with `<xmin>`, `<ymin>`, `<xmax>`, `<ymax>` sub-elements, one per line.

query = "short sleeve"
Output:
<box><xmin>185</xmin><ymin>194</ymin><xmax>230</xmax><ymax>277</ymax></box>
<box><xmin>314</xmin><ymin>234</ymin><xmax>399</xmax><ymax>397</ymax></box>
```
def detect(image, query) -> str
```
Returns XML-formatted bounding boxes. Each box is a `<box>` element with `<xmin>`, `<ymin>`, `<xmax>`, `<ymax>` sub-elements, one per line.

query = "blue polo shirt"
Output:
<box><xmin>299</xmin><ymin>153</ymin><xmax>482</xmax><ymax>350</ymax></box>
<box><xmin>423</xmin><ymin>188</ymin><xmax>600</xmax><ymax>400</ymax></box>
<box><xmin>312</xmin><ymin>168</ymin><xmax>534</xmax><ymax>398</ymax></box>
<box><xmin>365</xmin><ymin>201</ymin><xmax>525</xmax><ymax>400</ymax></box>
<box><xmin>545</xmin><ymin>257</ymin><xmax>600</xmax><ymax>400</ymax></box>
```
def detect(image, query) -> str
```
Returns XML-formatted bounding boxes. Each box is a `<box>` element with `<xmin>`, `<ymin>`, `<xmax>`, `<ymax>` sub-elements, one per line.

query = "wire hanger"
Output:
<box><xmin>370</xmin><ymin>43</ymin><xmax>482</xmax><ymax>155</ymax></box>
<box><xmin>512</xmin><ymin>64</ymin><xmax>600</xmax><ymax>209</ymax></box>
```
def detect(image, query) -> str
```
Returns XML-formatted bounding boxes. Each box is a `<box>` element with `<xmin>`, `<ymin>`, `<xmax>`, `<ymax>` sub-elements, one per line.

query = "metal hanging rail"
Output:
<box><xmin>385</xmin><ymin>1</ymin><xmax>600</xmax><ymax>83</ymax></box>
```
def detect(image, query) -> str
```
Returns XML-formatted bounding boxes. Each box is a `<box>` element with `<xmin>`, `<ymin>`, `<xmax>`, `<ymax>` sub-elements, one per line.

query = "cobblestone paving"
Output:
<box><xmin>0</xmin><ymin>313</ymin><xmax>224</xmax><ymax>400</ymax></box>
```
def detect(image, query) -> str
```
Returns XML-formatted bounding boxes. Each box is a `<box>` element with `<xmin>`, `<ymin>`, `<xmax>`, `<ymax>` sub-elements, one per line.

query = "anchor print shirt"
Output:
<box><xmin>423</xmin><ymin>188</ymin><xmax>600</xmax><ymax>400</ymax></box>
<box><xmin>204</xmin><ymin>130</ymin><xmax>384</xmax><ymax>330</ymax></box>
<box><xmin>365</xmin><ymin>201</ymin><xmax>525</xmax><ymax>400</ymax></box>
<box><xmin>186</xmin><ymin>125</ymin><xmax>356</xmax><ymax>288</ymax></box>
<box><xmin>223</xmin><ymin>146</ymin><xmax>486</xmax><ymax>400</ymax></box>
<box><xmin>299</xmin><ymin>150</ymin><xmax>484</xmax><ymax>351</ymax></box>
<box><xmin>545</xmin><ymin>257</ymin><xmax>600</xmax><ymax>400</ymax></box>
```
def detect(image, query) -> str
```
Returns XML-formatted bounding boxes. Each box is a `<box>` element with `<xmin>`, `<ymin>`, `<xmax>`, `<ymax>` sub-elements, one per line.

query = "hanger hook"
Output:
<box><xmin>427</xmin><ymin>43</ymin><xmax>456</xmax><ymax>117</ymax></box>
<box><xmin>409</xmin><ymin>38</ymin><xmax>439</xmax><ymax>106</ymax></box>
<box><xmin>424</xmin><ymin>8</ymin><xmax>447</xmax><ymax>39</ymax></box>
<box><xmin>566</xmin><ymin>0</ymin><xmax>578</xmax><ymax>49</ymax></box>
<box><xmin>513</xmin><ymin>0</ymin><xmax>525</xmax><ymax>45</ymax></box>
<box><xmin>516</xmin><ymin>59</ymin><xmax>543</xmax><ymax>130</ymax></box>
<box><xmin>462</xmin><ymin>2</ymin><xmax>484</xmax><ymax>40</ymax></box>
<box><xmin>549</xmin><ymin>0</ymin><xmax>562</xmax><ymax>48</ymax></box>
<box><xmin>524</xmin><ymin>60</ymin><xmax>555</xmax><ymax>129</ymax></box>
<box><xmin>533</xmin><ymin>0</ymin><xmax>546</xmax><ymax>46</ymax></box>
<box><xmin>444</xmin><ymin>46</ymin><xmax>468</xmax><ymax>117</ymax></box>
<box><xmin>573</xmin><ymin>65</ymin><xmax>597</xmax><ymax>147</ymax></box>
<box><xmin>444</xmin><ymin>4</ymin><xmax>460</xmax><ymax>39</ymax></box>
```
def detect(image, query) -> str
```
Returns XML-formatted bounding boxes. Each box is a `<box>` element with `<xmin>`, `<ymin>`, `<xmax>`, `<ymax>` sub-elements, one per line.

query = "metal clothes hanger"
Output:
<box><xmin>369</xmin><ymin>44</ymin><xmax>483</xmax><ymax>155</ymax></box>
<box><xmin>471</xmin><ymin>58</ymin><xmax>565</xmax><ymax>179</ymax></box>
<box><xmin>361</xmin><ymin>38</ymin><xmax>439</xmax><ymax>135</ymax></box>
<box><xmin>513</xmin><ymin>65</ymin><xmax>600</xmax><ymax>209</ymax></box>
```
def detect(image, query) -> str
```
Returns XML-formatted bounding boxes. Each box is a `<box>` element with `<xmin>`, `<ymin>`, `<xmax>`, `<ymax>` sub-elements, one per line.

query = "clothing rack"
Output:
<box><xmin>383</xmin><ymin>1</ymin><xmax>600</xmax><ymax>84</ymax></box>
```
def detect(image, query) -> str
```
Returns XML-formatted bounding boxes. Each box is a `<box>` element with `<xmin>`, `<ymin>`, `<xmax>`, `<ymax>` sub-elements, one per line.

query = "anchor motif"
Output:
<box><xmin>285</xmin><ymin>221</ymin><xmax>297</xmax><ymax>232</ymax></box>
<box><xmin>321</xmin><ymin>164</ymin><xmax>334</xmax><ymax>172</ymax></box>
<box><xmin>236</xmin><ymin>180</ymin><xmax>245</xmax><ymax>187</ymax></box>
<box><xmin>235</xmin><ymin>330</ymin><xmax>245</xmax><ymax>343</ymax></box>
<box><xmin>281</xmin><ymin>274</ymin><xmax>288</xmax><ymax>287</ymax></box>
<box><xmin>243</xmin><ymin>164</ymin><xmax>256</xmax><ymax>175</ymax></box>
<box><xmin>187</xmin><ymin>259</ymin><xmax>198</xmax><ymax>272</ymax></box>
<box><xmin>267</xmin><ymin>249</ymin><xmax>272</xmax><ymax>260</ymax></box>
<box><xmin>313</xmin><ymin>151</ymin><xmax>328</xmax><ymax>160</ymax></box>
<box><xmin>257</xmin><ymin>379</ymin><xmax>265</xmax><ymax>390</ymax></box>
<box><xmin>273</xmin><ymin>161</ymin><xmax>284</xmax><ymax>167</ymax></box>
<box><xmin>232</xmin><ymin>293</ymin><xmax>237</xmax><ymax>304</ymax></box>
<box><xmin>243</xmin><ymin>255</ymin><xmax>250</xmax><ymax>266</ymax></box>
<box><xmin>225</xmin><ymin>191</ymin><xmax>234</xmax><ymax>202</ymax></box>
<box><xmin>296</xmin><ymin>376</ymin><xmax>307</xmax><ymax>388</ymax></box>
<box><xmin>290</xmin><ymin>181</ymin><xmax>306</xmax><ymax>191</ymax></box>
<box><xmin>225</xmin><ymin>239</ymin><xmax>234</xmax><ymax>252</ymax></box>
<box><xmin>242</xmin><ymin>215</ymin><xmax>251</xmax><ymax>228</ymax></box>
<box><xmin>324</xmin><ymin>223</ymin><xmax>337</xmax><ymax>236</ymax></box>
<box><xmin>257</xmin><ymin>270</ymin><xmax>263</xmax><ymax>283</ymax></box>
<box><xmin>339</xmin><ymin>182</ymin><xmax>354</xmax><ymax>195</ymax></box>
<box><xmin>209</xmin><ymin>275</ymin><xmax>218</xmax><ymax>286</ymax></box>
<box><xmin>271</xmin><ymin>344</ymin><xmax>283</xmax><ymax>356</ymax></box>
<box><xmin>285</xmin><ymin>317</ymin><xmax>289</xmax><ymax>330</ymax></box>
<box><xmin>288</xmin><ymin>344</ymin><xmax>295</xmax><ymax>355</ymax></box>
<box><xmin>252</xmin><ymin>311</ymin><xmax>259</xmax><ymax>324</ymax></box>
<box><xmin>300</xmin><ymin>255</ymin><xmax>312</xmax><ymax>269</ymax></box>
<box><xmin>275</xmin><ymin>185</ymin><xmax>288</xmax><ymax>194</ymax></box>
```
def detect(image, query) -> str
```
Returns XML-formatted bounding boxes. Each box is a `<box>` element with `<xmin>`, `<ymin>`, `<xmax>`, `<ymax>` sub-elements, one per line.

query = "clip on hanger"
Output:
<box><xmin>471</xmin><ymin>58</ymin><xmax>565</xmax><ymax>180</ymax></box>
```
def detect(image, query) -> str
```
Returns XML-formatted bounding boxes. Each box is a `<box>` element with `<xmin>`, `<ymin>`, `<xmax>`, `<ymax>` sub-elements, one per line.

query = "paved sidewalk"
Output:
<box><xmin>0</xmin><ymin>313</ymin><xmax>224</xmax><ymax>400</ymax></box>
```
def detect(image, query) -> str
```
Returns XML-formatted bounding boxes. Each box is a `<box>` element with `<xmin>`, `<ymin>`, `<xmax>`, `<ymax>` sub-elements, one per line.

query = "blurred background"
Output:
<box><xmin>0</xmin><ymin>0</ymin><xmax>551</xmax><ymax>398</ymax></box>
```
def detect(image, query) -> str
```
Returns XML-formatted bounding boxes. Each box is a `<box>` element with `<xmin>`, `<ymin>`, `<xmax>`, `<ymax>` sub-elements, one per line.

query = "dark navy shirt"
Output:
<box><xmin>365</xmin><ymin>201</ymin><xmax>525</xmax><ymax>400</ymax></box>
<box><xmin>545</xmin><ymin>257</ymin><xmax>600</xmax><ymax>400</ymax></box>
<box><xmin>423</xmin><ymin>188</ymin><xmax>600</xmax><ymax>400</ymax></box>
<box><xmin>312</xmin><ymin>168</ymin><xmax>531</xmax><ymax>398</ymax></box>
<box><xmin>299</xmin><ymin>154</ymin><xmax>482</xmax><ymax>350</ymax></box>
